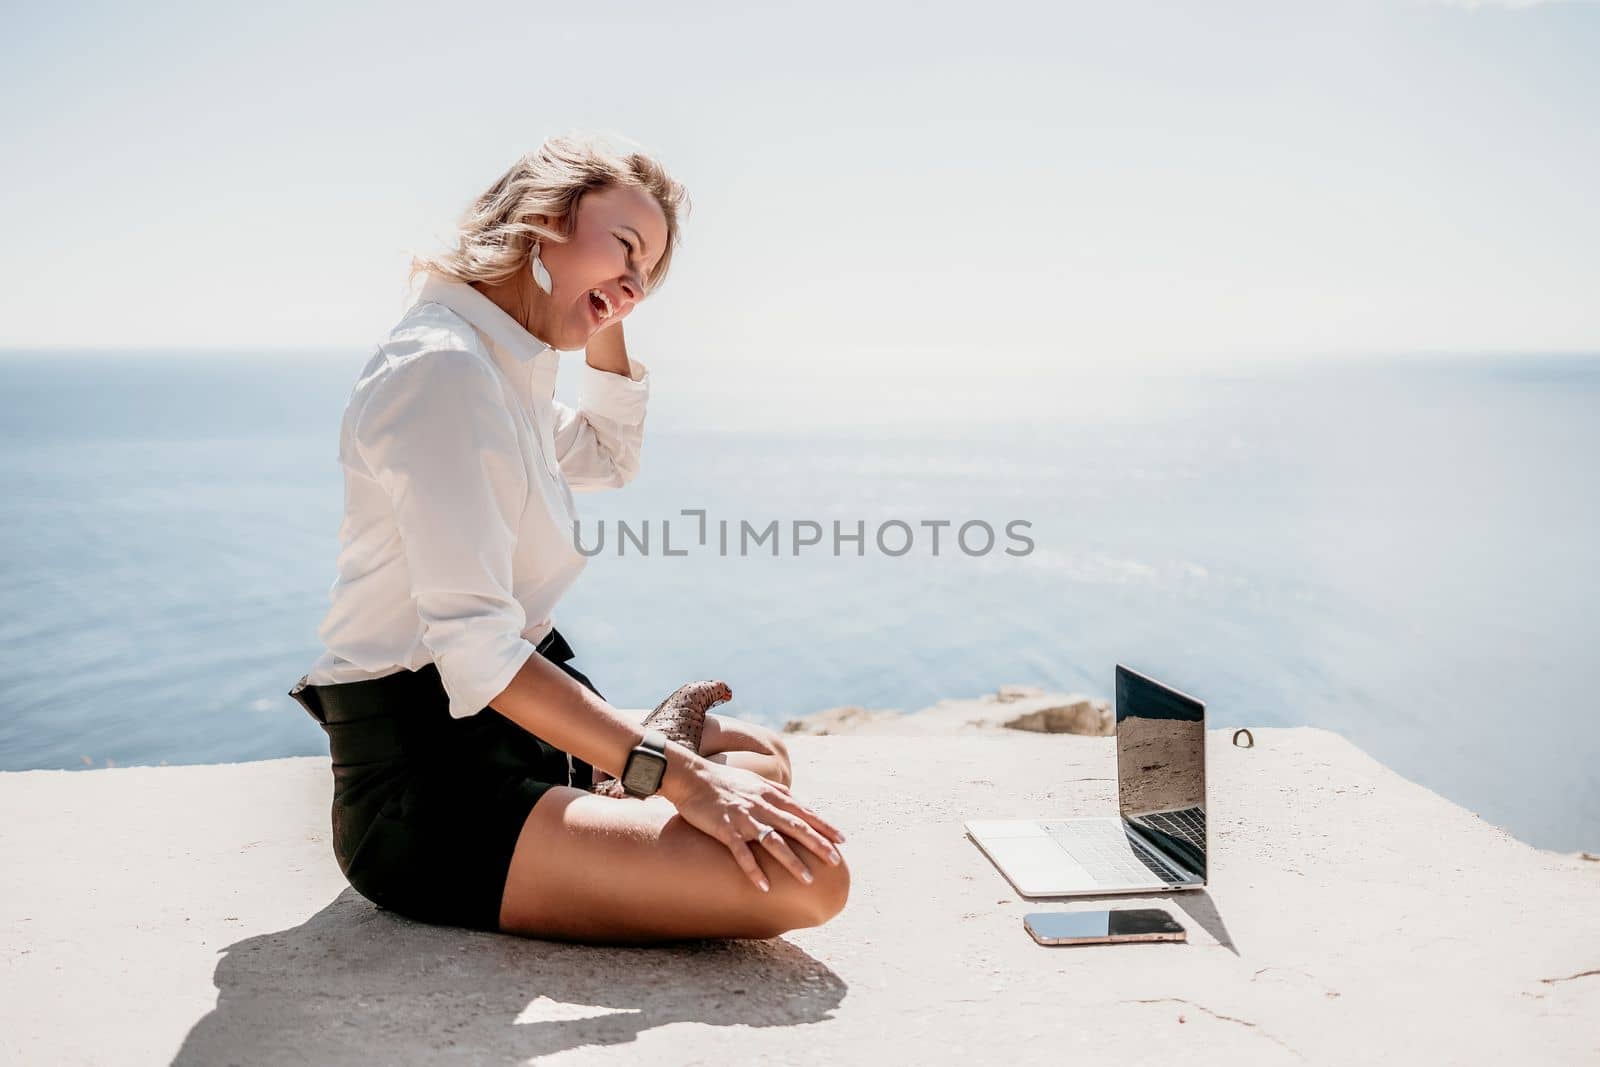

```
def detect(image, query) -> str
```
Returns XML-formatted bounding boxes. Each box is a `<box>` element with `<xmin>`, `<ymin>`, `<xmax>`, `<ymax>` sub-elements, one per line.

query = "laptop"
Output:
<box><xmin>964</xmin><ymin>664</ymin><xmax>1208</xmax><ymax>897</ymax></box>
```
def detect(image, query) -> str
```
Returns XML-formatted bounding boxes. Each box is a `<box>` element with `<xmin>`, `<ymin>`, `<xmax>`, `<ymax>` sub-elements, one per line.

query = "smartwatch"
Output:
<box><xmin>621</xmin><ymin>728</ymin><xmax>670</xmax><ymax>798</ymax></box>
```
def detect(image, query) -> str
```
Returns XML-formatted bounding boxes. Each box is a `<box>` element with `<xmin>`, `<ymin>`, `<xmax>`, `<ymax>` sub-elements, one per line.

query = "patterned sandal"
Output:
<box><xmin>590</xmin><ymin>680</ymin><xmax>734</xmax><ymax>798</ymax></box>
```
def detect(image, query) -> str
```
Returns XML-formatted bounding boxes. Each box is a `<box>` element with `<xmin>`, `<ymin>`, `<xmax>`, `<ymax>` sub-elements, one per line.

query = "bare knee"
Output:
<box><xmin>754</xmin><ymin>824</ymin><xmax>850</xmax><ymax>930</ymax></box>
<box><xmin>797</xmin><ymin>848</ymin><xmax>850</xmax><ymax>926</ymax></box>
<box><xmin>769</xmin><ymin>733</ymin><xmax>793</xmax><ymax>784</ymax></box>
<box><xmin>747</xmin><ymin>727</ymin><xmax>793</xmax><ymax>787</ymax></box>
<box><xmin>728</xmin><ymin>846</ymin><xmax>850</xmax><ymax>939</ymax></box>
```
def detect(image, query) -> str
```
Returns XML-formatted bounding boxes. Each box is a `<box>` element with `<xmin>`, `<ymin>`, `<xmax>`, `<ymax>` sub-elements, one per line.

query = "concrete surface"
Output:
<box><xmin>3</xmin><ymin>728</ymin><xmax>1597</xmax><ymax>1065</ymax></box>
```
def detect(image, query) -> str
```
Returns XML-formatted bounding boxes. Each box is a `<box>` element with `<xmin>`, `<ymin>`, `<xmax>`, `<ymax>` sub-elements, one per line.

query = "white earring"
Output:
<box><xmin>529</xmin><ymin>241</ymin><xmax>553</xmax><ymax>295</ymax></box>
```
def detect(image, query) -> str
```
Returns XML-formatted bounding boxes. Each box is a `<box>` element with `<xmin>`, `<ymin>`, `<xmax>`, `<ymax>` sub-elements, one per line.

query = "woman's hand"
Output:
<box><xmin>666</xmin><ymin>758</ymin><xmax>847</xmax><ymax>892</ymax></box>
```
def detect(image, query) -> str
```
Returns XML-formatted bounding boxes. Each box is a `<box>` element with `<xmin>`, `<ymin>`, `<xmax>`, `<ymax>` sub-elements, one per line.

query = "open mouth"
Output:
<box><xmin>586</xmin><ymin>288</ymin><xmax>614</xmax><ymax>323</ymax></box>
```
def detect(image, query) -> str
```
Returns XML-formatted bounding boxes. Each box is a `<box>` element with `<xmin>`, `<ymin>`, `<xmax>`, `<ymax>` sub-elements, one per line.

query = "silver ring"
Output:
<box><xmin>754</xmin><ymin>823</ymin><xmax>775</xmax><ymax>844</ymax></box>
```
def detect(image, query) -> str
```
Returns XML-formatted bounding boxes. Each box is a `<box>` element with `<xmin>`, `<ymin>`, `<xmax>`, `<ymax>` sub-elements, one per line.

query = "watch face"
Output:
<box><xmin>622</xmin><ymin>750</ymin><xmax>667</xmax><ymax>795</ymax></box>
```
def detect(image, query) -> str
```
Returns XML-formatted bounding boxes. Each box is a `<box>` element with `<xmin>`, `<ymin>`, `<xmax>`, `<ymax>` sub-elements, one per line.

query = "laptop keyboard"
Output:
<box><xmin>1137</xmin><ymin>807</ymin><xmax>1206</xmax><ymax>853</ymax></box>
<box><xmin>1042</xmin><ymin>820</ymin><xmax>1184</xmax><ymax>885</ymax></box>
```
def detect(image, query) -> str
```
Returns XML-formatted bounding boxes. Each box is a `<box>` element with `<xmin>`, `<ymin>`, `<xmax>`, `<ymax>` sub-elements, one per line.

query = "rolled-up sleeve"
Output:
<box><xmin>552</xmin><ymin>357</ymin><xmax>650</xmax><ymax>491</ymax></box>
<box><xmin>353</xmin><ymin>349</ymin><xmax>536</xmax><ymax>719</ymax></box>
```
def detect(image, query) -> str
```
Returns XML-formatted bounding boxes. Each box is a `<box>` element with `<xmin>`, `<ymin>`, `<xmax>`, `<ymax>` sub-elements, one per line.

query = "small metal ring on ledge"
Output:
<box><xmin>1232</xmin><ymin>728</ymin><xmax>1255</xmax><ymax>749</ymax></box>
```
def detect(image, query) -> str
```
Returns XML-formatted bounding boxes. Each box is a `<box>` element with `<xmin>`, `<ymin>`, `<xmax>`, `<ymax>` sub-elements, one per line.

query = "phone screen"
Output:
<box><xmin>1025</xmin><ymin>908</ymin><xmax>1185</xmax><ymax>942</ymax></box>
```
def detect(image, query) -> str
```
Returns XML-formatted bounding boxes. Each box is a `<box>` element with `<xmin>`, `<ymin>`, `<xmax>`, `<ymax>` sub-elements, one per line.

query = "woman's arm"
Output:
<box><xmin>488</xmin><ymin>652</ymin><xmax>707</xmax><ymax>804</ymax></box>
<box><xmin>552</xmin><ymin>320</ymin><xmax>649</xmax><ymax>490</ymax></box>
<box><xmin>583</xmin><ymin>317</ymin><xmax>631</xmax><ymax>376</ymax></box>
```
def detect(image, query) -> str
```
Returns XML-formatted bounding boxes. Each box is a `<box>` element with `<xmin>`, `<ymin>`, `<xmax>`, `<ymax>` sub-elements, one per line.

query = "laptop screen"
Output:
<box><xmin>1115</xmin><ymin>665</ymin><xmax>1207</xmax><ymax>881</ymax></box>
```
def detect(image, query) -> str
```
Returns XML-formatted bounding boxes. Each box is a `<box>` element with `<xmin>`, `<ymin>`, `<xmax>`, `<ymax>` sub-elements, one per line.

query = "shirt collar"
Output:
<box><xmin>412</xmin><ymin>271</ymin><xmax>562</xmax><ymax>399</ymax></box>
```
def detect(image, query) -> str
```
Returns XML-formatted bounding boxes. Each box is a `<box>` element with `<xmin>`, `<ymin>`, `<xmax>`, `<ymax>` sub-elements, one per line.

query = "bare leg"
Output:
<box><xmin>706</xmin><ymin>749</ymin><xmax>789</xmax><ymax>785</ymax></box>
<box><xmin>499</xmin><ymin>786</ymin><xmax>850</xmax><ymax>943</ymax></box>
<box><xmin>700</xmin><ymin>713</ymin><xmax>792</xmax><ymax>786</ymax></box>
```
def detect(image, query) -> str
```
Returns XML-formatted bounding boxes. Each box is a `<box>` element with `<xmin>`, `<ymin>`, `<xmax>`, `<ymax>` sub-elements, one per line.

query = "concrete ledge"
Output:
<box><xmin>3</xmin><ymin>728</ymin><xmax>1597</xmax><ymax>1064</ymax></box>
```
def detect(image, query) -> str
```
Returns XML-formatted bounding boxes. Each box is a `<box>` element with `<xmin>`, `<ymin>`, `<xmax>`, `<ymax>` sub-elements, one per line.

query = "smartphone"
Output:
<box><xmin>1024</xmin><ymin>908</ymin><xmax>1187</xmax><ymax>946</ymax></box>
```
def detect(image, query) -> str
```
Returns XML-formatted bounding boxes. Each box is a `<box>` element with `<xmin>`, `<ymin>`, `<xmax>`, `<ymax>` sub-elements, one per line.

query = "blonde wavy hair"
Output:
<box><xmin>409</xmin><ymin>131</ymin><xmax>691</xmax><ymax>295</ymax></box>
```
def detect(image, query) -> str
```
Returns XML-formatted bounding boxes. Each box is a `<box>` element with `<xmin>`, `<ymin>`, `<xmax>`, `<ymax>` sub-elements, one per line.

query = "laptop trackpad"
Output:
<box><xmin>981</xmin><ymin>837</ymin><xmax>1099</xmax><ymax>894</ymax></box>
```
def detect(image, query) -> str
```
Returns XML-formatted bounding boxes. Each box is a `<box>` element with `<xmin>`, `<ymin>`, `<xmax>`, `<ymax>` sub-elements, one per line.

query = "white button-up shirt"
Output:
<box><xmin>303</xmin><ymin>271</ymin><xmax>649</xmax><ymax>719</ymax></box>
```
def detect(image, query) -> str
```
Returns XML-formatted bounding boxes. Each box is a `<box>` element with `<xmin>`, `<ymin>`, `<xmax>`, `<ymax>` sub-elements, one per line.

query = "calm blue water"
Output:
<box><xmin>2</xmin><ymin>349</ymin><xmax>1595</xmax><ymax>852</ymax></box>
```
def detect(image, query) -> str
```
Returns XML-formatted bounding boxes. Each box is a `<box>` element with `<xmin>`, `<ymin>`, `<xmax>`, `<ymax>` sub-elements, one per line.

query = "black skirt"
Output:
<box><xmin>288</xmin><ymin>628</ymin><xmax>600</xmax><ymax>933</ymax></box>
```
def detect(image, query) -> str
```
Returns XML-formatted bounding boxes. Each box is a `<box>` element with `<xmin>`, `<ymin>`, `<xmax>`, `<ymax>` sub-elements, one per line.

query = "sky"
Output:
<box><xmin>1</xmin><ymin>0</ymin><xmax>1596</xmax><ymax>374</ymax></box>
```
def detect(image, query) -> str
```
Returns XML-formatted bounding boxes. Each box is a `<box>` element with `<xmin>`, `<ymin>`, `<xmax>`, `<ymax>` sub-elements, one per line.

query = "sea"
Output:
<box><xmin>2</xmin><ymin>348</ymin><xmax>1595</xmax><ymax>853</ymax></box>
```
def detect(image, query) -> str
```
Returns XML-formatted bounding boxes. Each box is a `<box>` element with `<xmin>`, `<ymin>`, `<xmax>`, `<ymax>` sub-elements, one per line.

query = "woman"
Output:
<box><xmin>288</xmin><ymin>133</ymin><xmax>849</xmax><ymax>943</ymax></box>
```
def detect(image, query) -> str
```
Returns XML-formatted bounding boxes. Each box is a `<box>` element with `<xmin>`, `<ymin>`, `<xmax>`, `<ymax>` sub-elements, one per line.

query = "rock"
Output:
<box><xmin>780</xmin><ymin>689</ymin><xmax>1114</xmax><ymax>737</ymax></box>
<box><xmin>782</xmin><ymin>706</ymin><xmax>905</xmax><ymax>735</ymax></box>
<box><xmin>1000</xmin><ymin>698</ymin><xmax>1114</xmax><ymax>736</ymax></box>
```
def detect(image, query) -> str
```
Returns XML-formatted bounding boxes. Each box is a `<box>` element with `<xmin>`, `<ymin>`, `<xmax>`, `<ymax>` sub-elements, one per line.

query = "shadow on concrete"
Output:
<box><xmin>172</xmin><ymin>889</ymin><xmax>846</xmax><ymax>1064</ymax></box>
<box><xmin>1161</xmin><ymin>890</ymin><xmax>1237</xmax><ymax>956</ymax></box>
